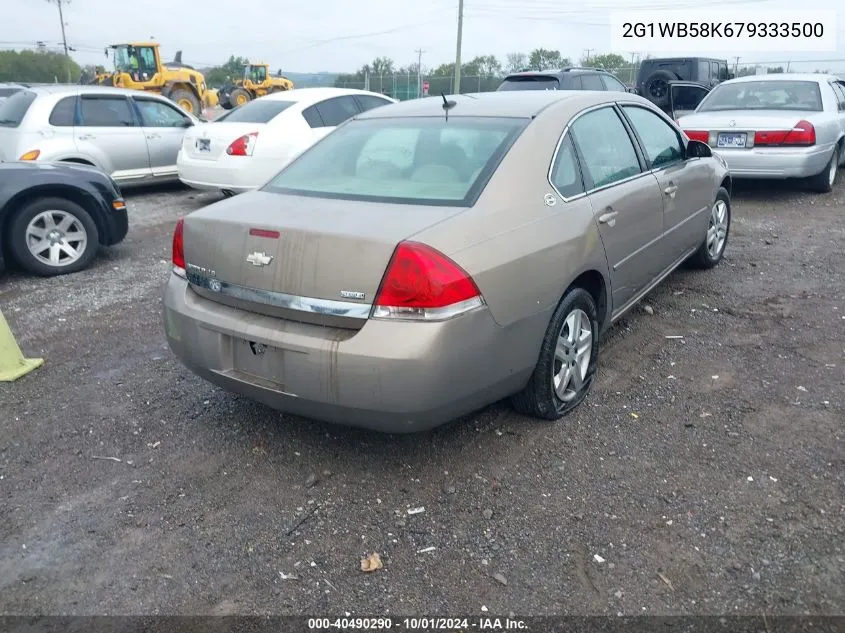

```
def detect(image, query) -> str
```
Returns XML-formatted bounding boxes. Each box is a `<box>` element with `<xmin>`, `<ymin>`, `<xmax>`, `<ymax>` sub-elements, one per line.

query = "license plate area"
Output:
<box><xmin>230</xmin><ymin>336</ymin><xmax>284</xmax><ymax>386</ymax></box>
<box><xmin>717</xmin><ymin>132</ymin><xmax>747</xmax><ymax>148</ymax></box>
<box><xmin>197</xmin><ymin>138</ymin><xmax>211</xmax><ymax>152</ymax></box>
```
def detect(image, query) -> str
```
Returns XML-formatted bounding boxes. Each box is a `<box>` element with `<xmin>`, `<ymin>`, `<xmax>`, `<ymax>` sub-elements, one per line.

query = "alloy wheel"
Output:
<box><xmin>552</xmin><ymin>308</ymin><xmax>593</xmax><ymax>402</ymax></box>
<box><xmin>25</xmin><ymin>210</ymin><xmax>88</xmax><ymax>268</ymax></box>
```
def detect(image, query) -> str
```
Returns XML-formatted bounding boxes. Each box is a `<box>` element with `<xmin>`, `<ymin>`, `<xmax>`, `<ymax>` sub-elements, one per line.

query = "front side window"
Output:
<box><xmin>622</xmin><ymin>105</ymin><xmax>684</xmax><ymax>169</ymax></box>
<box><xmin>79</xmin><ymin>97</ymin><xmax>134</xmax><ymax>127</ymax></box>
<box><xmin>263</xmin><ymin>116</ymin><xmax>528</xmax><ymax>206</ymax></box>
<box><xmin>135</xmin><ymin>99</ymin><xmax>188</xmax><ymax>127</ymax></box>
<box><xmin>569</xmin><ymin>106</ymin><xmax>641</xmax><ymax>189</ymax></box>
<box><xmin>698</xmin><ymin>80</ymin><xmax>823</xmax><ymax>112</ymax></box>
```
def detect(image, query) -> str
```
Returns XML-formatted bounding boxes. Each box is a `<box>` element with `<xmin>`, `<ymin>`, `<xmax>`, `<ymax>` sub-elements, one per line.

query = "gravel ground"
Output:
<box><xmin>0</xmin><ymin>178</ymin><xmax>843</xmax><ymax>617</ymax></box>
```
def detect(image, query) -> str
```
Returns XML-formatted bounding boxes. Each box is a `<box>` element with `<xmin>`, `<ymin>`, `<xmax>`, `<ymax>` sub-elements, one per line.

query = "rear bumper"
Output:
<box><xmin>715</xmin><ymin>144</ymin><xmax>833</xmax><ymax>179</ymax></box>
<box><xmin>162</xmin><ymin>275</ymin><xmax>538</xmax><ymax>433</ymax></box>
<box><xmin>176</xmin><ymin>153</ymin><xmax>264</xmax><ymax>193</ymax></box>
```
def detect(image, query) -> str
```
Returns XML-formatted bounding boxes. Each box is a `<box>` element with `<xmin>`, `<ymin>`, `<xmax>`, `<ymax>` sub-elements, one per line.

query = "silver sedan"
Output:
<box><xmin>677</xmin><ymin>73</ymin><xmax>845</xmax><ymax>193</ymax></box>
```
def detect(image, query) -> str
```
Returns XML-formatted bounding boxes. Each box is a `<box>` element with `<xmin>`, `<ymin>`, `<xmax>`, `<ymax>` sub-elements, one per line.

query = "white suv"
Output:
<box><xmin>0</xmin><ymin>85</ymin><xmax>199</xmax><ymax>186</ymax></box>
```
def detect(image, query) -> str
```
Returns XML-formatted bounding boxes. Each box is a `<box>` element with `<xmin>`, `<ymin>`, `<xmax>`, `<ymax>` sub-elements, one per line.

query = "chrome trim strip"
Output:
<box><xmin>186</xmin><ymin>271</ymin><xmax>373</xmax><ymax>320</ymax></box>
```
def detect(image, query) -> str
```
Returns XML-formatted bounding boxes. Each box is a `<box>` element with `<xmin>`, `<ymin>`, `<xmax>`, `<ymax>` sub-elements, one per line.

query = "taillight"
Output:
<box><xmin>683</xmin><ymin>130</ymin><xmax>709</xmax><ymax>143</ymax></box>
<box><xmin>226</xmin><ymin>132</ymin><xmax>258</xmax><ymax>156</ymax></box>
<box><xmin>754</xmin><ymin>120</ymin><xmax>815</xmax><ymax>146</ymax></box>
<box><xmin>371</xmin><ymin>241</ymin><xmax>484</xmax><ymax>321</ymax></box>
<box><xmin>172</xmin><ymin>219</ymin><xmax>186</xmax><ymax>278</ymax></box>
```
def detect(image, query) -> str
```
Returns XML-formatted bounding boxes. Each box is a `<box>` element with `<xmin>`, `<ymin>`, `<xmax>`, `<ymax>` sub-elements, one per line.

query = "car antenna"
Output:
<box><xmin>441</xmin><ymin>92</ymin><xmax>457</xmax><ymax>122</ymax></box>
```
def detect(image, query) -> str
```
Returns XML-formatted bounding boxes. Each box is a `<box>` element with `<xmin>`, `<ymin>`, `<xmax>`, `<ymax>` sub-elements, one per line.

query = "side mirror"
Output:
<box><xmin>686</xmin><ymin>139</ymin><xmax>712</xmax><ymax>158</ymax></box>
<box><xmin>182</xmin><ymin>118</ymin><xmax>195</xmax><ymax>127</ymax></box>
<box><xmin>626</xmin><ymin>86</ymin><xmax>638</xmax><ymax>94</ymax></box>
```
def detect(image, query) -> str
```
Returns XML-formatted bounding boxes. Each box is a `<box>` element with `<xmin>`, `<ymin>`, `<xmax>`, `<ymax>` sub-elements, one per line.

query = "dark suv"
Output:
<box><xmin>497</xmin><ymin>67</ymin><xmax>634</xmax><ymax>93</ymax></box>
<box><xmin>636</xmin><ymin>57</ymin><xmax>730</xmax><ymax>110</ymax></box>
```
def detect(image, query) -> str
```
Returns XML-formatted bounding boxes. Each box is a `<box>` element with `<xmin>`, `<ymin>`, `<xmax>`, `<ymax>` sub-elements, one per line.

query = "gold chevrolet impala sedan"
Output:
<box><xmin>163</xmin><ymin>89</ymin><xmax>731</xmax><ymax>433</ymax></box>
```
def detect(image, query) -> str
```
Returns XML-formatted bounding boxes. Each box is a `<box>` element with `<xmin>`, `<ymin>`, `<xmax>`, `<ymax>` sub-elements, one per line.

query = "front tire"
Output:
<box><xmin>9</xmin><ymin>197</ymin><xmax>100</xmax><ymax>276</ymax></box>
<box><xmin>511</xmin><ymin>288</ymin><xmax>600</xmax><ymax>420</ymax></box>
<box><xmin>688</xmin><ymin>186</ymin><xmax>731</xmax><ymax>270</ymax></box>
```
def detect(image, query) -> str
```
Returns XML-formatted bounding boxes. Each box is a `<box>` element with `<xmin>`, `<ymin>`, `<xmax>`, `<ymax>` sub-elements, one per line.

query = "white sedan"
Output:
<box><xmin>176</xmin><ymin>87</ymin><xmax>397</xmax><ymax>195</ymax></box>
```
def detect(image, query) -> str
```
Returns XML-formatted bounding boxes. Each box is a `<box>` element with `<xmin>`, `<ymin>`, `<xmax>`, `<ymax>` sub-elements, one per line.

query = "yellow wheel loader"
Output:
<box><xmin>84</xmin><ymin>43</ymin><xmax>217</xmax><ymax>114</ymax></box>
<box><xmin>218</xmin><ymin>63</ymin><xmax>294</xmax><ymax>109</ymax></box>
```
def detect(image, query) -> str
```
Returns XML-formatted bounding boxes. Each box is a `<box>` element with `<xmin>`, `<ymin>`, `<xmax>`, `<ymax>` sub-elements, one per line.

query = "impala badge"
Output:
<box><xmin>246</xmin><ymin>252</ymin><xmax>273</xmax><ymax>267</ymax></box>
<box><xmin>340</xmin><ymin>290</ymin><xmax>366</xmax><ymax>300</ymax></box>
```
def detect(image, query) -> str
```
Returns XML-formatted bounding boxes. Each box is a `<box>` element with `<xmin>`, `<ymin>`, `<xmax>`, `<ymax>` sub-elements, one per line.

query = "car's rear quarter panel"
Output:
<box><xmin>414</xmin><ymin>103</ymin><xmax>610</xmax><ymax>359</ymax></box>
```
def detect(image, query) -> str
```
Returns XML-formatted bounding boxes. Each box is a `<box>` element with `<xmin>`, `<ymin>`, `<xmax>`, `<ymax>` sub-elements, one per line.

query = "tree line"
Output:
<box><xmin>0</xmin><ymin>49</ymin><xmax>82</xmax><ymax>83</ymax></box>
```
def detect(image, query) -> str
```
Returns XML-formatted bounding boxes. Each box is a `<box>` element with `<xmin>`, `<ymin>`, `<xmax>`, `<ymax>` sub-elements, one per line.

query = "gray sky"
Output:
<box><xmin>5</xmin><ymin>0</ymin><xmax>844</xmax><ymax>73</ymax></box>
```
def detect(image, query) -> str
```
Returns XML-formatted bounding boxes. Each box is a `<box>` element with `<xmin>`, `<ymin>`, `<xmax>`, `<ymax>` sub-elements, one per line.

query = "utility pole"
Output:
<box><xmin>733</xmin><ymin>56</ymin><xmax>741</xmax><ymax>75</ymax></box>
<box><xmin>415</xmin><ymin>48</ymin><xmax>424</xmax><ymax>98</ymax></box>
<box><xmin>629</xmin><ymin>52</ymin><xmax>637</xmax><ymax>84</ymax></box>
<box><xmin>584</xmin><ymin>49</ymin><xmax>595</xmax><ymax>64</ymax></box>
<box><xmin>453</xmin><ymin>0</ymin><xmax>464</xmax><ymax>95</ymax></box>
<box><xmin>48</xmin><ymin>0</ymin><xmax>70</xmax><ymax>57</ymax></box>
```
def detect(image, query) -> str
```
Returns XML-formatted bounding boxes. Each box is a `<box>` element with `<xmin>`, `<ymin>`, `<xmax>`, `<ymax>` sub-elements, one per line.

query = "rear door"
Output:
<box><xmin>76</xmin><ymin>94</ymin><xmax>150</xmax><ymax>182</ymax></box>
<box><xmin>569</xmin><ymin>105</ymin><xmax>665</xmax><ymax>311</ymax></box>
<box><xmin>132</xmin><ymin>96</ymin><xmax>192</xmax><ymax>177</ymax></box>
<box><xmin>620</xmin><ymin>103</ymin><xmax>713</xmax><ymax>261</ymax></box>
<box><xmin>668</xmin><ymin>81</ymin><xmax>710</xmax><ymax>120</ymax></box>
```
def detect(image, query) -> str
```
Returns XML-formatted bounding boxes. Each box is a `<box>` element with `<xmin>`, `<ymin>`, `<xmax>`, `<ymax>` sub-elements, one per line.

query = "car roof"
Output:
<box><xmin>261</xmin><ymin>87</ymin><xmax>396</xmax><ymax>104</ymax></box>
<box><xmin>355</xmin><ymin>90</ymin><xmax>653</xmax><ymax>119</ymax></box>
<box><xmin>20</xmin><ymin>84</ymin><xmax>171</xmax><ymax>98</ymax></box>
<box><xmin>504</xmin><ymin>67</ymin><xmax>610</xmax><ymax>78</ymax></box>
<box><xmin>719</xmin><ymin>73</ymin><xmax>838</xmax><ymax>85</ymax></box>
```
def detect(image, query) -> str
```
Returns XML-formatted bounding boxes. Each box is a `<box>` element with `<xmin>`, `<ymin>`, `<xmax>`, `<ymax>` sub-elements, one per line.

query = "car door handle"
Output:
<box><xmin>78</xmin><ymin>134</ymin><xmax>95</xmax><ymax>140</ymax></box>
<box><xmin>598</xmin><ymin>210</ymin><xmax>618</xmax><ymax>226</ymax></box>
<box><xmin>664</xmin><ymin>184</ymin><xmax>679</xmax><ymax>198</ymax></box>
<box><xmin>146</xmin><ymin>133</ymin><xmax>161</xmax><ymax>139</ymax></box>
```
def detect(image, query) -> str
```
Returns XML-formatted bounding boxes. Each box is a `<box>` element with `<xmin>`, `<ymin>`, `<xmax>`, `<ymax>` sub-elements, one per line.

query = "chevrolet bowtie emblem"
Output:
<box><xmin>246</xmin><ymin>252</ymin><xmax>273</xmax><ymax>266</ymax></box>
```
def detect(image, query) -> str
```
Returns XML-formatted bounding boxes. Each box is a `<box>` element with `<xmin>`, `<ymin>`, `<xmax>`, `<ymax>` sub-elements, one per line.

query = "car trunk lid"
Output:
<box><xmin>678</xmin><ymin>110</ymin><xmax>815</xmax><ymax>148</ymax></box>
<box><xmin>182</xmin><ymin>191</ymin><xmax>466</xmax><ymax>329</ymax></box>
<box><xmin>181</xmin><ymin>121</ymin><xmax>266</xmax><ymax>161</ymax></box>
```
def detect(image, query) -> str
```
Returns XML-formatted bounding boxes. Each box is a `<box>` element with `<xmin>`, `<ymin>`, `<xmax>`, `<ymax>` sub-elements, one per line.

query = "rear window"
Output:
<box><xmin>0</xmin><ymin>88</ymin><xmax>22</xmax><ymax>98</ymax></box>
<box><xmin>215</xmin><ymin>100</ymin><xmax>295</xmax><ymax>123</ymax></box>
<box><xmin>497</xmin><ymin>76</ymin><xmax>560</xmax><ymax>91</ymax></box>
<box><xmin>263</xmin><ymin>116</ymin><xmax>528</xmax><ymax>207</ymax></box>
<box><xmin>0</xmin><ymin>90</ymin><xmax>37</xmax><ymax>127</ymax></box>
<box><xmin>698</xmin><ymin>80</ymin><xmax>823</xmax><ymax>112</ymax></box>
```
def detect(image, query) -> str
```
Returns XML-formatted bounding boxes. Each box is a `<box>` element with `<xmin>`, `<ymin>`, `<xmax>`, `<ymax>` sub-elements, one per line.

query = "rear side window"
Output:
<box><xmin>49</xmin><ymin>96</ymin><xmax>76</xmax><ymax>126</ymax></box>
<box><xmin>0</xmin><ymin>88</ymin><xmax>22</xmax><ymax>98</ymax></box>
<box><xmin>79</xmin><ymin>97</ymin><xmax>135</xmax><ymax>127</ymax></box>
<box><xmin>355</xmin><ymin>95</ymin><xmax>393</xmax><ymax>112</ymax></box>
<box><xmin>570</xmin><ymin>106</ymin><xmax>642</xmax><ymax>189</ymax></box>
<box><xmin>314</xmin><ymin>96</ymin><xmax>361</xmax><ymax>127</ymax></box>
<box><xmin>302</xmin><ymin>105</ymin><xmax>323</xmax><ymax>128</ymax></box>
<box><xmin>550</xmin><ymin>134</ymin><xmax>585</xmax><ymax>198</ymax></box>
<box><xmin>215</xmin><ymin>100</ymin><xmax>294</xmax><ymax>123</ymax></box>
<box><xmin>497</xmin><ymin>76</ymin><xmax>560</xmax><ymax>91</ymax></box>
<box><xmin>0</xmin><ymin>90</ymin><xmax>37</xmax><ymax>127</ymax></box>
<box><xmin>580</xmin><ymin>74</ymin><xmax>605</xmax><ymax>90</ymax></box>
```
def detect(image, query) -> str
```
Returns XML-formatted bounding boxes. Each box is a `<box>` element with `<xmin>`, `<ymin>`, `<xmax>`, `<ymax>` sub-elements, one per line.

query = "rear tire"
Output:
<box><xmin>169</xmin><ymin>88</ymin><xmax>201</xmax><ymax>115</ymax></box>
<box><xmin>688</xmin><ymin>187</ymin><xmax>731</xmax><ymax>270</ymax></box>
<box><xmin>808</xmin><ymin>146</ymin><xmax>839</xmax><ymax>194</ymax></box>
<box><xmin>9</xmin><ymin>197</ymin><xmax>100</xmax><ymax>276</ymax></box>
<box><xmin>511</xmin><ymin>288</ymin><xmax>600</xmax><ymax>420</ymax></box>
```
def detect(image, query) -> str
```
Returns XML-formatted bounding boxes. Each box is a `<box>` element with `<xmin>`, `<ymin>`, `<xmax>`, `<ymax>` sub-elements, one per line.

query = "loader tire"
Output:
<box><xmin>169</xmin><ymin>89</ymin><xmax>201</xmax><ymax>115</ymax></box>
<box><xmin>230</xmin><ymin>88</ymin><xmax>251</xmax><ymax>107</ymax></box>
